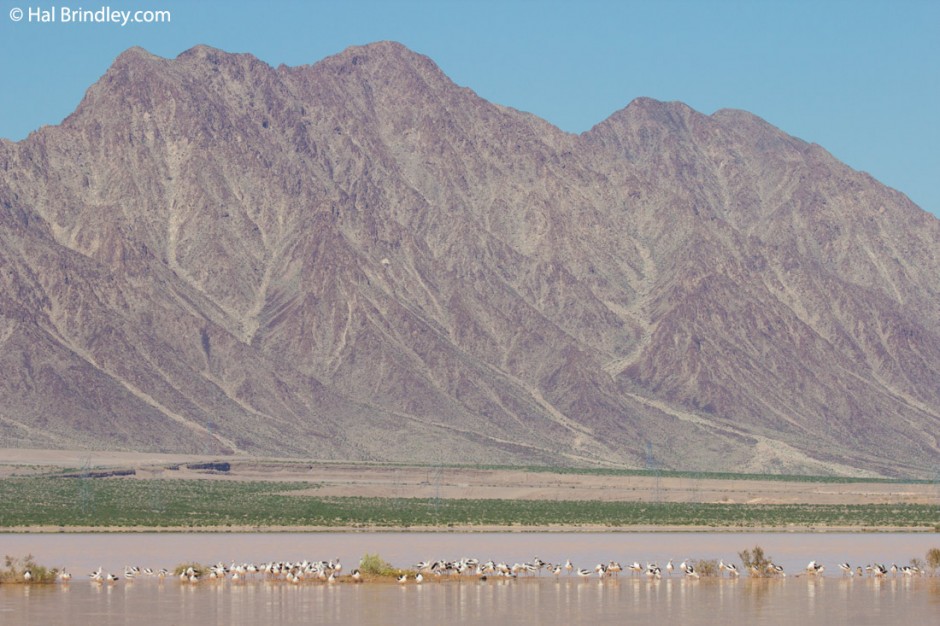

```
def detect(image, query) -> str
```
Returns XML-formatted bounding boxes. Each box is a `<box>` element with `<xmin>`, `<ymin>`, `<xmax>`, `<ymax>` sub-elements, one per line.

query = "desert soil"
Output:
<box><xmin>2</xmin><ymin>448</ymin><xmax>935</xmax><ymax>506</ymax></box>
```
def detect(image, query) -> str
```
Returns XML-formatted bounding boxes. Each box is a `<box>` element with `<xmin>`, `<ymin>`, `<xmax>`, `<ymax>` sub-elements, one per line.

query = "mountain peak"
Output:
<box><xmin>99</xmin><ymin>45</ymin><xmax>164</xmax><ymax>80</ymax></box>
<box><xmin>308</xmin><ymin>40</ymin><xmax>450</xmax><ymax>87</ymax></box>
<box><xmin>113</xmin><ymin>45</ymin><xmax>161</xmax><ymax>65</ymax></box>
<box><xmin>175</xmin><ymin>44</ymin><xmax>268</xmax><ymax>69</ymax></box>
<box><xmin>177</xmin><ymin>43</ymin><xmax>226</xmax><ymax>58</ymax></box>
<box><xmin>331</xmin><ymin>40</ymin><xmax>437</xmax><ymax>65</ymax></box>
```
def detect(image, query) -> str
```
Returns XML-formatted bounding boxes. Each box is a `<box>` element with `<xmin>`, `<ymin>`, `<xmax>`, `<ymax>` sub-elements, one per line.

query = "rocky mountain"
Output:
<box><xmin>1</xmin><ymin>42</ymin><xmax>938</xmax><ymax>477</ymax></box>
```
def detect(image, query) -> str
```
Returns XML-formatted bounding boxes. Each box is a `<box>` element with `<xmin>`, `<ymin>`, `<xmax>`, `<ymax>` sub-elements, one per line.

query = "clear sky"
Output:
<box><xmin>1</xmin><ymin>0</ymin><xmax>937</xmax><ymax>217</ymax></box>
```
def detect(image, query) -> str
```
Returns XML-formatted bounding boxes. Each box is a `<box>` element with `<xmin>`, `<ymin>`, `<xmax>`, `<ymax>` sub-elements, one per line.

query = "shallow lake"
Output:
<box><xmin>1</xmin><ymin>533</ymin><xmax>937</xmax><ymax>624</ymax></box>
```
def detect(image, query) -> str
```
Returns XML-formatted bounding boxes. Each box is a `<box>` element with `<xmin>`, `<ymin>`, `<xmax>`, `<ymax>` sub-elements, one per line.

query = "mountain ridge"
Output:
<box><xmin>1</xmin><ymin>42</ymin><xmax>937</xmax><ymax>477</ymax></box>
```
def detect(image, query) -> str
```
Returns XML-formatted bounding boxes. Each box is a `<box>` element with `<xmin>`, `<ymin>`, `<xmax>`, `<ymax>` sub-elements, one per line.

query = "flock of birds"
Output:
<box><xmin>402</xmin><ymin>557</ymin><xmax>925</xmax><ymax>582</ymax></box>
<box><xmin>34</xmin><ymin>556</ymin><xmax>927</xmax><ymax>586</ymax></box>
<box><xmin>410</xmin><ymin>557</ymin><xmax>698</xmax><ymax>581</ymax></box>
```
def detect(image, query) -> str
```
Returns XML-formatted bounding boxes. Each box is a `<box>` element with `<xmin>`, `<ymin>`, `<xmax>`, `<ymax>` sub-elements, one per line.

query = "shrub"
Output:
<box><xmin>738</xmin><ymin>546</ymin><xmax>772</xmax><ymax>577</ymax></box>
<box><xmin>691</xmin><ymin>559</ymin><xmax>720</xmax><ymax>577</ymax></box>
<box><xmin>926</xmin><ymin>548</ymin><xmax>940</xmax><ymax>575</ymax></box>
<box><xmin>2</xmin><ymin>554</ymin><xmax>59</xmax><ymax>583</ymax></box>
<box><xmin>173</xmin><ymin>562</ymin><xmax>209</xmax><ymax>577</ymax></box>
<box><xmin>358</xmin><ymin>553</ymin><xmax>400</xmax><ymax>577</ymax></box>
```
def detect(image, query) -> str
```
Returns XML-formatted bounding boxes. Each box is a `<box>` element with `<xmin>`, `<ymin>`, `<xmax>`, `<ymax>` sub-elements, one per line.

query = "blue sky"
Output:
<box><xmin>1</xmin><ymin>0</ymin><xmax>937</xmax><ymax>216</ymax></box>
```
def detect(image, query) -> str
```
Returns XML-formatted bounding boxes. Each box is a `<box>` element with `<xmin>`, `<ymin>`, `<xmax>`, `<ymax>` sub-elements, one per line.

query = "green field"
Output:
<box><xmin>0</xmin><ymin>477</ymin><xmax>937</xmax><ymax>529</ymax></box>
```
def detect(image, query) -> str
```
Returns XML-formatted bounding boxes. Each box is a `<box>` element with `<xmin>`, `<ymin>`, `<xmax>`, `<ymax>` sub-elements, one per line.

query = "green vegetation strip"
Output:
<box><xmin>0</xmin><ymin>478</ymin><xmax>936</xmax><ymax>528</ymax></box>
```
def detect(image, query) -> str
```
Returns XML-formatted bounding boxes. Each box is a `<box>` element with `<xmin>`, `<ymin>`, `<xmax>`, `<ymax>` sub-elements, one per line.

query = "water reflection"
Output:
<box><xmin>1</xmin><ymin>577</ymin><xmax>938</xmax><ymax>624</ymax></box>
<box><xmin>930</xmin><ymin>578</ymin><xmax>940</xmax><ymax>606</ymax></box>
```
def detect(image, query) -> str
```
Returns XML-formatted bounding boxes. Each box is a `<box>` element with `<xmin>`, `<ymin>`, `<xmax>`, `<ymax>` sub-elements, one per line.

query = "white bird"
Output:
<box><xmin>838</xmin><ymin>563</ymin><xmax>851</xmax><ymax>576</ymax></box>
<box><xmin>23</xmin><ymin>570</ymin><xmax>32</xmax><ymax>583</ymax></box>
<box><xmin>397</xmin><ymin>574</ymin><xmax>408</xmax><ymax>584</ymax></box>
<box><xmin>767</xmin><ymin>563</ymin><xmax>785</xmax><ymax>577</ymax></box>
<box><xmin>58</xmin><ymin>569</ymin><xmax>72</xmax><ymax>583</ymax></box>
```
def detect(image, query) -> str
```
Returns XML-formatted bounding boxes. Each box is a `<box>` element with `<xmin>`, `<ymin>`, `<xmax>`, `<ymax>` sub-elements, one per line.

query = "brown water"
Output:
<box><xmin>1</xmin><ymin>533</ymin><xmax>938</xmax><ymax>624</ymax></box>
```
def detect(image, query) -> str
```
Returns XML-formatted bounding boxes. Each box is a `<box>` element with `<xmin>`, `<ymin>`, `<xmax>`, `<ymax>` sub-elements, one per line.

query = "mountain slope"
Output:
<box><xmin>1</xmin><ymin>42</ymin><xmax>937</xmax><ymax>476</ymax></box>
